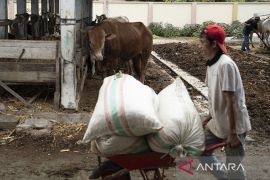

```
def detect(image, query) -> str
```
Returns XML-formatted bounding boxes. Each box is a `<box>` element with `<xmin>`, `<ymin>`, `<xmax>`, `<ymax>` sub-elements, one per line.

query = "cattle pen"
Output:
<box><xmin>0</xmin><ymin>0</ymin><xmax>93</xmax><ymax>111</ymax></box>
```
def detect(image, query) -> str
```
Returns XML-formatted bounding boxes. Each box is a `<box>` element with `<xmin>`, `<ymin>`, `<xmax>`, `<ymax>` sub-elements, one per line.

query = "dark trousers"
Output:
<box><xmin>241</xmin><ymin>32</ymin><xmax>250</xmax><ymax>51</ymax></box>
<box><xmin>199</xmin><ymin>127</ymin><xmax>247</xmax><ymax>180</ymax></box>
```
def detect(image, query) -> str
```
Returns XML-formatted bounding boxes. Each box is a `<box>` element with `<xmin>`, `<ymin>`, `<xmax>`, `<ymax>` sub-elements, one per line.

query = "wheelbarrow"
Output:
<box><xmin>97</xmin><ymin>119</ymin><xmax>225</xmax><ymax>180</ymax></box>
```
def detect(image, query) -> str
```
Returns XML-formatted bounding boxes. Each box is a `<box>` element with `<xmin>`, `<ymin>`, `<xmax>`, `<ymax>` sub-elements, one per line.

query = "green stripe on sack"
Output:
<box><xmin>184</xmin><ymin>146</ymin><xmax>203</xmax><ymax>156</ymax></box>
<box><xmin>110</xmin><ymin>76</ymin><xmax>128</xmax><ymax>136</ymax></box>
<box><xmin>149</xmin><ymin>133</ymin><xmax>203</xmax><ymax>156</ymax></box>
<box><xmin>151</xmin><ymin>133</ymin><xmax>174</xmax><ymax>150</ymax></box>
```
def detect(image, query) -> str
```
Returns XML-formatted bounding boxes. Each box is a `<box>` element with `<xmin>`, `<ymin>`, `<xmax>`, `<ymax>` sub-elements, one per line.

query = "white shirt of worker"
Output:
<box><xmin>206</xmin><ymin>54</ymin><xmax>251</xmax><ymax>139</ymax></box>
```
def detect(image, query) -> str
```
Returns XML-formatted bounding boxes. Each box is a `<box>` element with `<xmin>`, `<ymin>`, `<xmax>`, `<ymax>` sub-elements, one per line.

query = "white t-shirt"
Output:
<box><xmin>206</xmin><ymin>54</ymin><xmax>251</xmax><ymax>139</ymax></box>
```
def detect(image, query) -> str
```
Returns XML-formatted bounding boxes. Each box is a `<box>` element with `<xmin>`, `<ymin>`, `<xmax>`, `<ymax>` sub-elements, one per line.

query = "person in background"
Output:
<box><xmin>199</xmin><ymin>25</ymin><xmax>251</xmax><ymax>180</ymax></box>
<box><xmin>241</xmin><ymin>16</ymin><xmax>260</xmax><ymax>52</ymax></box>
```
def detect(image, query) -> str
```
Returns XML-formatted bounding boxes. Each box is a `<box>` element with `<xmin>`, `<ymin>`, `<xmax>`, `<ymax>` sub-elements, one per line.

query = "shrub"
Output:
<box><xmin>148</xmin><ymin>22</ymin><xmax>164</xmax><ymax>37</ymax></box>
<box><xmin>217</xmin><ymin>22</ymin><xmax>233</xmax><ymax>36</ymax></box>
<box><xmin>149</xmin><ymin>20</ymin><xmax>244</xmax><ymax>38</ymax></box>
<box><xmin>193</xmin><ymin>21</ymin><xmax>216</xmax><ymax>36</ymax></box>
<box><xmin>163</xmin><ymin>23</ymin><xmax>181</xmax><ymax>37</ymax></box>
<box><xmin>179</xmin><ymin>24</ymin><xmax>201</xmax><ymax>37</ymax></box>
<box><xmin>200</xmin><ymin>21</ymin><xmax>216</xmax><ymax>29</ymax></box>
<box><xmin>230</xmin><ymin>20</ymin><xmax>243</xmax><ymax>38</ymax></box>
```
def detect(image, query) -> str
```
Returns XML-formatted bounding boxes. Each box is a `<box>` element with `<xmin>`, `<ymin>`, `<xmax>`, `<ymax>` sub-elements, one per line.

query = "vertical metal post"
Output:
<box><xmin>17</xmin><ymin>0</ymin><xmax>26</xmax><ymax>15</ymax></box>
<box><xmin>41</xmin><ymin>0</ymin><xmax>48</xmax><ymax>35</ymax></box>
<box><xmin>89</xmin><ymin>0</ymin><xmax>93</xmax><ymax>22</ymax></box>
<box><xmin>75</xmin><ymin>0</ymin><xmax>82</xmax><ymax>48</ymax></box>
<box><xmin>49</xmin><ymin>0</ymin><xmax>55</xmax><ymax>14</ymax></box>
<box><xmin>60</xmin><ymin>0</ymin><xmax>77</xmax><ymax>110</ymax></box>
<box><xmin>48</xmin><ymin>0</ymin><xmax>55</xmax><ymax>34</ymax></box>
<box><xmin>31</xmin><ymin>0</ymin><xmax>39</xmax><ymax>15</ymax></box>
<box><xmin>81</xmin><ymin>0</ymin><xmax>90</xmax><ymax>55</ymax></box>
<box><xmin>55</xmin><ymin>0</ymin><xmax>59</xmax><ymax>14</ymax></box>
<box><xmin>41</xmin><ymin>0</ymin><xmax>47</xmax><ymax>14</ymax></box>
<box><xmin>31</xmin><ymin>0</ymin><xmax>40</xmax><ymax>39</ymax></box>
<box><xmin>0</xmin><ymin>0</ymin><xmax>8</xmax><ymax>39</ymax></box>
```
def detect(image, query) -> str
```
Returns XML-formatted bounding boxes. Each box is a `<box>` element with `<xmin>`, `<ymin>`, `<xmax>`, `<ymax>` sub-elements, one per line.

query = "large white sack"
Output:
<box><xmin>147</xmin><ymin>78</ymin><xmax>205</xmax><ymax>157</ymax></box>
<box><xmin>82</xmin><ymin>73</ymin><xmax>161</xmax><ymax>143</ymax></box>
<box><xmin>91</xmin><ymin>136</ymin><xmax>149</xmax><ymax>157</ymax></box>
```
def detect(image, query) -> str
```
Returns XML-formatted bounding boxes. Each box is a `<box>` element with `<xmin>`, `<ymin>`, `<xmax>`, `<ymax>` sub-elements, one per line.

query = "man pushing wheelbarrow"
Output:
<box><xmin>81</xmin><ymin>25</ymin><xmax>251</xmax><ymax>180</ymax></box>
<box><xmin>198</xmin><ymin>25</ymin><xmax>251</xmax><ymax>180</ymax></box>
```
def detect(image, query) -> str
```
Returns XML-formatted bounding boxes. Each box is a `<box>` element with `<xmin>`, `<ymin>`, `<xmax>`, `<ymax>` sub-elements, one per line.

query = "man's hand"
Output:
<box><xmin>226</xmin><ymin>133</ymin><xmax>241</xmax><ymax>148</ymax></box>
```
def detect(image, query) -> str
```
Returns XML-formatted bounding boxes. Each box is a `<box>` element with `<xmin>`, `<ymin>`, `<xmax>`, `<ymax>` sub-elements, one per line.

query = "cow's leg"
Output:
<box><xmin>102</xmin><ymin>61</ymin><xmax>108</xmax><ymax>78</ymax></box>
<box><xmin>132</xmin><ymin>55</ymin><xmax>142</xmax><ymax>81</ymax></box>
<box><xmin>125</xmin><ymin>60</ymin><xmax>130</xmax><ymax>74</ymax></box>
<box><xmin>108</xmin><ymin>58</ymin><xmax>118</xmax><ymax>75</ymax></box>
<box><xmin>127</xmin><ymin>60</ymin><xmax>135</xmax><ymax>76</ymax></box>
<box><xmin>266</xmin><ymin>32</ymin><xmax>270</xmax><ymax>47</ymax></box>
<box><xmin>259</xmin><ymin>33</ymin><xmax>264</xmax><ymax>47</ymax></box>
<box><xmin>91</xmin><ymin>60</ymin><xmax>96</xmax><ymax>77</ymax></box>
<box><xmin>140</xmin><ymin>49</ymin><xmax>151</xmax><ymax>84</ymax></box>
<box><xmin>132</xmin><ymin>54</ymin><xmax>148</xmax><ymax>84</ymax></box>
<box><xmin>139</xmin><ymin>56</ymin><xmax>148</xmax><ymax>84</ymax></box>
<box><xmin>261</xmin><ymin>33</ymin><xmax>265</xmax><ymax>47</ymax></box>
<box><xmin>95</xmin><ymin>61</ymin><xmax>106</xmax><ymax>79</ymax></box>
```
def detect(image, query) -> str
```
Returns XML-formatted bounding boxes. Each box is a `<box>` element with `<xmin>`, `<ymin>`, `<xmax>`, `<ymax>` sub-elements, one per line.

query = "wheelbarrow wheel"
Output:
<box><xmin>102</xmin><ymin>168</ymin><xmax>131</xmax><ymax>180</ymax></box>
<box><xmin>140</xmin><ymin>168</ymin><xmax>165</xmax><ymax>180</ymax></box>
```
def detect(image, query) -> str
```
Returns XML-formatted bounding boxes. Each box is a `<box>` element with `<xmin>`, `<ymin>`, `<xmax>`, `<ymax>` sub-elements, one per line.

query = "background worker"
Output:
<box><xmin>241</xmin><ymin>16</ymin><xmax>260</xmax><ymax>52</ymax></box>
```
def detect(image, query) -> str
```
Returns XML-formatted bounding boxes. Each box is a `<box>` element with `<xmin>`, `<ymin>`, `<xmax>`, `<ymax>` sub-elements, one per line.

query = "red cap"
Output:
<box><xmin>204</xmin><ymin>25</ymin><xmax>227</xmax><ymax>53</ymax></box>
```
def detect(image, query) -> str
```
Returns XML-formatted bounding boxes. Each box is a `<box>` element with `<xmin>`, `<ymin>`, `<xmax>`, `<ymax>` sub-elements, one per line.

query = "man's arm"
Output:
<box><xmin>223</xmin><ymin>91</ymin><xmax>241</xmax><ymax>147</ymax></box>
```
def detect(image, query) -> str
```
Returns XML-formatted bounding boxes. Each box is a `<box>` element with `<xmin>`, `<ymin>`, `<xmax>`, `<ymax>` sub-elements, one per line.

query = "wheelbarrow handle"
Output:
<box><xmin>202</xmin><ymin>119</ymin><xmax>209</xmax><ymax>127</ymax></box>
<box><xmin>202</xmin><ymin>117</ymin><xmax>212</xmax><ymax>127</ymax></box>
<box><xmin>203</xmin><ymin>143</ymin><xmax>226</xmax><ymax>155</ymax></box>
<box><xmin>202</xmin><ymin>117</ymin><xmax>226</xmax><ymax>155</ymax></box>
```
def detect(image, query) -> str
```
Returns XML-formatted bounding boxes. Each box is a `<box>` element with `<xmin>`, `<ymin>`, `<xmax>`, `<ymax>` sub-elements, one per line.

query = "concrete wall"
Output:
<box><xmin>109</xmin><ymin>2</ymin><xmax>149</xmax><ymax>24</ymax></box>
<box><xmin>196</xmin><ymin>3</ymin><xmax>234</xmax><ymax>24</ymax></box>
<box><xmin>238</xmin><ymin>3</ymin><xmax>270</xmax><ymax>22</ymax></box>
<box><xmin>93</xmin><ymin>2</ymin><xmax>103</xmax><ymax>19</ymax></box>
<box><xmin>153</xmin><ymin>3</ymin><xmax>192</xmax><ymax>27</ymax></box>
<box><xmin>93</xmin><ymin>1</ymin><xmax>270</xmax><ymax>27</ymax></box>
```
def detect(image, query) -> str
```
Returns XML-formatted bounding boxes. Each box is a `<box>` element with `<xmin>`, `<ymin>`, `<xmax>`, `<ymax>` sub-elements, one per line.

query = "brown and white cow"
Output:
<box><xmin>96</xmin><ymin>14</ymin><xmax>129</xmax><ymax>24</ymax></box>
<box><xmin>94</xmin><ymin>14</ymin><xmax>134</xmax><ymax>75</ymax></box>
<box><xmin>87</xmin><ymin>21</ymin><xmax>152</xmax><ymax>83</ymax></box>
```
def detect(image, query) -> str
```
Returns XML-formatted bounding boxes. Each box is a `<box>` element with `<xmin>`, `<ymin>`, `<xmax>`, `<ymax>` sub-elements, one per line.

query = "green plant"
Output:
<box><xmin>148</xmin><ymin>22</ymin><xmax>164</xmax><ymax>37</ymax></box>
<box><xmin>179</xmin><ymin>24</ymin><xmax>201</xmax><ymax>37</ymax></box>
<box><xmin>230</xmin><ymin>20</ymin><xmax>243</xmax><ymax>38</ymax></box>
<box><xmin>149</xmin><ymin>20</ymin><xmax>244</xmax><ymax>38</ymax></box>
<box><xmin>217</xmin><ymin>22</ymin><xmax>233</xmax><ymax>36</ymax></box>
<box><xmin>163</xmin><ymin>23</ymin><xmax>181</xmax><ymax>37</ymax></box>
<box><xmin>198</xmin><ymin>21</ymin><xmax>216</xmax><ymax>33</ymax></box>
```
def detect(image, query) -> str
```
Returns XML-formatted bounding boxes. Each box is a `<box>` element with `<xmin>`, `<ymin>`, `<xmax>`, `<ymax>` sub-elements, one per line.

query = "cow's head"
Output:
<box><xmin>96</xmin><ymin>14</ymin><xmax>107</xmax><ymax>24</ymax></box>
<box><xmin>87</xmin><ymin>28</ymin><xmax>116</xmax><ymax>62</ymax></box>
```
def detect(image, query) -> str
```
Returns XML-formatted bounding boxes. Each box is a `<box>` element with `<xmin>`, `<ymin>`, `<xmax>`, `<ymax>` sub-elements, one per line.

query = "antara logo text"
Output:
<box><xmin>178</xmin><ymin>160</ymin><xmax>245</xmax><ymax>175</ymax></box>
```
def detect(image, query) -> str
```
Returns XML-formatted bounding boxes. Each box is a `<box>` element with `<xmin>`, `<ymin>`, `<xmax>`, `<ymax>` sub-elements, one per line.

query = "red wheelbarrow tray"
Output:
<box><xmin>108</xmin><ymin>118</ymin><xmax>225</xmax><ymax>171</ymax></box>
<box><xmin>108</xmin><ymin>142</ymin><xmax>225</xmax><ymax>171</ymax></box>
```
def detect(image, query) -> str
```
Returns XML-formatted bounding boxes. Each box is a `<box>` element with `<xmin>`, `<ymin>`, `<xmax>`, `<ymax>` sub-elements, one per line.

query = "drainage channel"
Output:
<box><xmin>151</xmin><ymin>51</ymin><xmax>209</xmax><ymax>117</ymax></box>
